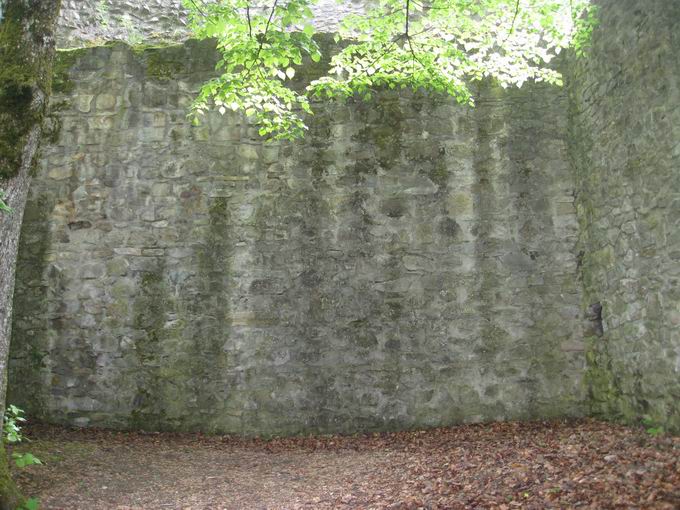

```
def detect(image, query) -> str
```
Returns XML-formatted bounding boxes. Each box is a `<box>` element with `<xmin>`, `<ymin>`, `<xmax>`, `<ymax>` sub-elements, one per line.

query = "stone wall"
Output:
<box><xmin>57</xmin><ymin>0</ymin><xmax>188</xmax><ymax>47</ymax></box>
<box><xmin>8</xmin><ymin>39</ymin><xmax>585</xmax><ymax>435</ymax></box>
<box><xmin>569</xmin><ymin>0</ymin><xmax>680</xmax><ymax>433</ymax></box>
<box><xmin>56</xmin><ymin>0</ymin><xmax>365</xmax><ymax>47</ymax></box>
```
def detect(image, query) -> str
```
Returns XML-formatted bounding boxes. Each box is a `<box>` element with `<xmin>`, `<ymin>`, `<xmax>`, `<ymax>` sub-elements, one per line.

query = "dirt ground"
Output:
<box><xmin>10</xmin><ymin>419</ymin><xmax>679</xmax><ymax>509</ymax></box>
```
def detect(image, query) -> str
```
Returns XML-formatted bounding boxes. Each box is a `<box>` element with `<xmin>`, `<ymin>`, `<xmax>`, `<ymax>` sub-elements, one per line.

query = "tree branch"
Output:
<box><xmin>246</xmin><ymin>2</ymin><xmax>252</xmax><ymax>38</ymax></box>
<box><xmin>187</xmin><ymin>0</ymin><xmax>207</xmax><ymax>18</ymax></box>
<box><xmin>244</xmin><ymin>0</ymin><xmax>279</xmax><ymax>80</ymax></box>
<box><xmin>405</xmin><ymin>0</ymin><xmax>424</xmax><ymax>70</ymax></box>
<box><xmin>406</xmin><ymin>0</ymin><xmax>410</xmax><ymax>37</ymax></box>
<box><xmin>501</xmin><ymin>0</ymin><xmax>521</xmax><ymax>46</ymax></box>
<box><xmin>509</xmin><ymin>0</ymin><xmax>521</xmax><ymax>35</ymax></box>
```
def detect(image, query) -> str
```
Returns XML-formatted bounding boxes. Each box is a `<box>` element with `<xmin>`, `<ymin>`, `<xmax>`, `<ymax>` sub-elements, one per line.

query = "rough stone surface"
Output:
<box><xmin>569</xmin><ymin>0</ymin><xmax>680</xmax><ymax>434</ymax></box>
<box><xmin>56</xmin><ymin>0</ymin><xmax>365</xmax><ymax>48</ymax></box>
<box><xmin>8</xmin><ymin>40</ymin><xmax>585</xmax><ymax>435</ymax></box>
<box><xmin>57</xmin><ymin>0</ymin><xmax>188</xmax><ymax>47</ymax></box>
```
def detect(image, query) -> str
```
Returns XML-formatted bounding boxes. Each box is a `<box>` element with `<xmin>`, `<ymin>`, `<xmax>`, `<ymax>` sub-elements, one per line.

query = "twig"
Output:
<box><xmin>244</xmin><ymin>0</ymin><xmax>279</xmax><ymax>79</ymax></box>
<box><xmin>246</xmin><ymin>3</ymin><xmax>252</xmax><ymax>38</ymax></box>
<box><xmin>509</xmin><ymin>0</ymin><xmax>521</xmax><ymax>35</ymax></box>
<box><xmin>500</xmin><ymin>0</ymin><xmax>521</xmax><ymax>46</ymax></box>
<box><xmin>187</xmin><ymin>0</ymin><xmax>207</xmax><ymax>18</ymax></box>
<box><xmin>405</xmin><ymin>0</ymin><xmax>425</xmax><ymax>70</ymax></box>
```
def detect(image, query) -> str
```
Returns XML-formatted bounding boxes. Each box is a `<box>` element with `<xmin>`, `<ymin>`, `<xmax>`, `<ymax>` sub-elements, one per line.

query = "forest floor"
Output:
<box><xmin>10</xmin><ymin>418</ymin><xmax>679</xmax><ymax>509</ymax></box>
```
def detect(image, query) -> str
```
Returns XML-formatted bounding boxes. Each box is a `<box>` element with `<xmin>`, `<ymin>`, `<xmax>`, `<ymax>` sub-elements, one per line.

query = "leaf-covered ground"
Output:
<box><xmin>11</xmin><ymin>419</ymin><xmax>679</xmax><ymax>509</ymax></box>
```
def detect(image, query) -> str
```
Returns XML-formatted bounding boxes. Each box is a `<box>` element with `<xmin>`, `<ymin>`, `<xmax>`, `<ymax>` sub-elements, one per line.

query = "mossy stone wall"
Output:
<box><xmin>8</xmin><ymin>40</ymin><xmax>586</xmax><ymax>435</ymax></box>
<box><xmin>569</xmin><ymin>0</ymin><xmax>680</xmax><ymax>434</ymax></box>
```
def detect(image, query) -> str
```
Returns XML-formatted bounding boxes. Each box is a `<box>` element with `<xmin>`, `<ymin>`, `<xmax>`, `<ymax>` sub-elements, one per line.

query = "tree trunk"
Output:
<box><xmin>0</xmin><ymin>0</ymin><xmax>62</xmax><ymax>507</ymax></box>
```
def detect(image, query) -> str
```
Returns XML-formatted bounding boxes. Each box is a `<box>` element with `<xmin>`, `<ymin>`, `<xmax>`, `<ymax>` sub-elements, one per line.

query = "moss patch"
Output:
<box><xmin>0</xmin><ymin>1</ymin><xmax>60</xmax><ymax>179</ymax></box>
<box><xmin>131</xmin><ymin>44</ymin><xmax>187</xmax><ymax>80</ymax></box>
<box><xmin>129</xmin><ymin>266</ymin><xmax>170</xmax><ymax>430</ymax></box>
<box><xmin>145</xmin><ymin>51</ymin><xmax>185</xmax><ymax>80</ymax></box>
<box><xmin>0</xmin><ymin>81</ymin><xmax>35</xmax><ymax>178</ymax></box>
<box><xmin>0</xmin><ymin>15</ymin><xmax>37</xmax><ymax>177</ymax></box>
<box><xmin>52</xmin><ymin>49</ymin><xmax>86</xmax><ymax>95</ymax></box>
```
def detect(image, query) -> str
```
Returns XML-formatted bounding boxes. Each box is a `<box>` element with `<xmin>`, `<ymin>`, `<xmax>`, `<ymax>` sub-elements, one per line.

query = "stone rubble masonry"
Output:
<box><xmin>9</xmin><ymin>0</ymin><xmax>680</xmax><ymax>435</ymax></box>
<box><xmin>568</xmin><ymin>0</ymin><xmax>680</xmax><ymax>434</ymax></box>
<box><xmin>8</xmin><ymin>36</ymin><xmax>585</xmax><ymax>435</ymax></box>
<box><xmin>56</xmin><ymin>0</ymin><xmax>365</xmax><ymax>48</ymax></box>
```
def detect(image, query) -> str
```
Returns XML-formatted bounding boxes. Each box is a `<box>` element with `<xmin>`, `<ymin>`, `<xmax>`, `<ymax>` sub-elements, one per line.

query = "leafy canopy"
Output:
<box><xmin>183</xmin><ymin>0</ymin><xmax>596</xmax><ymax>140</ymax></box>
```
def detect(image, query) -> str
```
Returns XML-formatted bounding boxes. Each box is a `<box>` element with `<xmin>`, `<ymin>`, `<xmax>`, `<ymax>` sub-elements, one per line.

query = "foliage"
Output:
<box><xmin>4</xmin><ymin>405</ymin><xmax>42</xmax><ymax>468</ymax></box>
<box><xmin>184</xmin><ymin>0</ymin><xmax>598</xmax><ymax>140</ymax></box>
<box><xmin>641</xmin><ymin>415</ymin><xmax>665</xmax><ymax>437</ymax></box>
<box><xmin>12</xmin><ymin>452</ymin><xmax>41</xmax><ymax>468</ymax></box>
<box><xmin>0</xmin><ymin>189</ymin><xmax>11</xmax><ymax>213</ymax></box>
<box><xmin>183</xmin><ymin>0</ymin><xmax>320</xmax><ymax>140</ymax></box>
<box><xmin>20</xmin><ymin>498</ymin><xmax>39</xmax><ymax>510</ymax></box>
<box><xmin>571</xmin><ymin>2</ymin><xmax>598</xmax><ymax>57</ymax></box>
<box><xmin>3</xmin><ymin>404</ymin><xmax>25</xmax><ymax>444</ymax></box>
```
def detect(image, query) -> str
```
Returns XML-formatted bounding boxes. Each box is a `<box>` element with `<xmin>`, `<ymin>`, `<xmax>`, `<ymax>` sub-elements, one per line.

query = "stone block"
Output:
<box><xmin>95</xmin><ymin>94</ymin><xmax>117</xmax><ymax>111</ymax></box>
<box><xmin>76</xmin><ymin>95</ymin><xmax>94</xmax><ymax>113</ymax></box>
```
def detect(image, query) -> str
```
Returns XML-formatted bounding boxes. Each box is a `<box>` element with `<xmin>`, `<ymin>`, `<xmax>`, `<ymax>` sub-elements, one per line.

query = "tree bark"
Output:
<box><xmin>0</xmin><ymin>0</ymin><xmax>62</xmax><ymax>507</ymax></box>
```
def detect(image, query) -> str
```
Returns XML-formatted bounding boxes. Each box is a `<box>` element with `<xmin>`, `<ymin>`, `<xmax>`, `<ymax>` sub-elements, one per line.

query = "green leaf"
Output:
<box><xmin>13</xmin><ymin>453</ymin><xmax>42</xmax><ymax>468</ymax></box>
<box><xmin>0</xmin><ymin>190</ymin><xmax>12</xmax><ymax>214</ymax></box>
<box><xmin>182</xmin><ymin>0</ymin><xmax>596</xmax><ymax>141</ymax></box>
<box><xmin>23</xmin><ymin>498</ymin><xmax>39</xmax><ymax>510</ymax></box>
